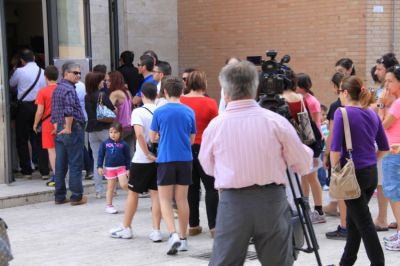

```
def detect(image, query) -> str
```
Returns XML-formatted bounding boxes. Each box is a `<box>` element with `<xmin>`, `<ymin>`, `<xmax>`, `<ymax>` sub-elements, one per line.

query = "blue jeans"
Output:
<box><xmin>54</xmin><ymin>122</ymin><xmax>84</xmax><ymax>202</ymax></box>
<box><xmin>382</xmin><ymin>153</ymin><xmax>400</xmax><ymax>201</ymax></box>
<box><xmin>317</xmin><ymin>151</ymin><xmax>327</xmax><ymax>187</ymax></box>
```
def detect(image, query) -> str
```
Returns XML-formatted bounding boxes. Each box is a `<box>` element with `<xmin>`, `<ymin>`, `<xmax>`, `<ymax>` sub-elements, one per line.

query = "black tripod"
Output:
<box><xmin>287</xmin><ymin>169</ymin><xmax>323</xmax><ymax>266</ymax></box>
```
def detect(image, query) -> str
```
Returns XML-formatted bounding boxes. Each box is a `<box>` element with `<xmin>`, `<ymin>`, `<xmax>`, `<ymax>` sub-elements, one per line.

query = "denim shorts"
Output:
<box><xmin>382</xmin><ymin>153</ymin><xmax>400</xmax><ymax>201</ymax></box>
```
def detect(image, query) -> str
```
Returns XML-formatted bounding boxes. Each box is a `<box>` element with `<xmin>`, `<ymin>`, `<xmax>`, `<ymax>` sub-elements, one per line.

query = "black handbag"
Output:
<box><xmin>141</xmin><ymin>106</ymin><xmax>158</xmax><ymax>155</ymax></box>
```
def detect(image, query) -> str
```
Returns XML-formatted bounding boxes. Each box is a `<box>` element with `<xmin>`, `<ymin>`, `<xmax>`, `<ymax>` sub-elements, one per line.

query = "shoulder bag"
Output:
<box><xmin>96</xmin><ymin>92</ymin><xmax>116</xmax><ymax>123</ymax></box>
<box><xmin>329</xmin><ymin>107</ymin><xmax>361</xmax><ymax>200</ymax></box>
<box><xmin>11</xmin><ymin>68</ymin><xmax>41</xmax><ymax>119</ymax></box>
<box><xmin>141</xmin><ymin>106</ymin><xmax>158</xmax><ymax>155</ymax></box>
<box><xmin>296</xmin><ymin>98</ymin><xmax>316</xmax><ymax>145</ymax></box>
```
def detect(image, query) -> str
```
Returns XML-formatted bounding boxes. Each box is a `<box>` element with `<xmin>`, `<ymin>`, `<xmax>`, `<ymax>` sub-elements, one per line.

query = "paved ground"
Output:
<box><xmin>1</xmin><ymin>189</ymin><xmax>399</xmax><ymax>266</ymax></box>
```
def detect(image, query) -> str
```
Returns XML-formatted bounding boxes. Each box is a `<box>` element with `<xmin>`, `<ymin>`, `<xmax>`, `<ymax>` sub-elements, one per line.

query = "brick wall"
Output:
<box><xmin>178</xmin><ymin>0</ymin><xmax>371</xmax><ymax>105</ymax></box>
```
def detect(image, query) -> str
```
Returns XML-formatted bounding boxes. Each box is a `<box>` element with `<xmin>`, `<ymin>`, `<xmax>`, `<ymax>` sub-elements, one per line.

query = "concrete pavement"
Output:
<box><xmin>1</xmin><ymin>190</ymin><xmax>399</xmax><ymax>266</ymax></box>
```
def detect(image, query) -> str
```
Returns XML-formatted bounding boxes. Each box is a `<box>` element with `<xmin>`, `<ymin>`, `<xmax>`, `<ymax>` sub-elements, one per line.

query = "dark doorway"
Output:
<box><xmin>5</xmin><ymin>0</ymin><xmax>45</xmax><ymax>69</ymax></box>
<box><xmin>4</xmin><ymin>0</ymin><xmax>45</xmax><ymax>179</ymax></box>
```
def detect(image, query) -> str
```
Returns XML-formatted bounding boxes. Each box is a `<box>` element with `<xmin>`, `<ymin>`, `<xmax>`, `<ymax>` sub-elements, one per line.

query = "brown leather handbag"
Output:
<box><xmin>329</xmin><ymin>108</ymin><xmax>361</xmax><ymax>200</ymax></box>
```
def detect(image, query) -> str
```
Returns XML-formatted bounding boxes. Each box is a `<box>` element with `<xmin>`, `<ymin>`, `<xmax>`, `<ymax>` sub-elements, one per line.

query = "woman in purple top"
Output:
<box><xmin>330</xmin><ymin>76</ymin><xmax>389</xmax><ymax>266</ymax></box>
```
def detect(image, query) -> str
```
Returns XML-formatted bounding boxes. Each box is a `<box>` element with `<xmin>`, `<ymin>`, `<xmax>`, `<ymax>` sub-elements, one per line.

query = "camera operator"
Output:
<box><xmin>199</xmin><ymin>61</ymin><xmax>313</xmax><ymax>266</ymax></box>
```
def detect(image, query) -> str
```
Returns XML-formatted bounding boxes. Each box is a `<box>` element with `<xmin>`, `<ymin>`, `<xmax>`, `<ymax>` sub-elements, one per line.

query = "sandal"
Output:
<box><xmin>388</xmin><ymin>222</ymin><xmax>398</xmax><ymax>229</ymax></box>
<box><xmin>375</xmin><ymin>225</ymin><xmax>389</xmax><ymax>232</ymax></box>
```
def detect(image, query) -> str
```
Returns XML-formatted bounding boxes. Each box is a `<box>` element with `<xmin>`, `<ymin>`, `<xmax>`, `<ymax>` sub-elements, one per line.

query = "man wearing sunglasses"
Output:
<box><xmin>51</xmin><ymin>61</ymin><xmax>87</xmax><ymax>206</ymax></box>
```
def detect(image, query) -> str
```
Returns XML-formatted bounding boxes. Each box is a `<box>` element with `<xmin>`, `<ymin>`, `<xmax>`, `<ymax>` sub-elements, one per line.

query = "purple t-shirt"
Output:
<box><xmin>331</xmin><ymin>106</ymin><xmax>389</xmax><ymax>170</ymax></box>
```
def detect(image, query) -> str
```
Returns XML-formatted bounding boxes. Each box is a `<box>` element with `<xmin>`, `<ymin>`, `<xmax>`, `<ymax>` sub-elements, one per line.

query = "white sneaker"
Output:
<box><xmin>149</xmin><ymin>230</ymin><xmax>163</xmax><ymax>242</ymax></box>
<box><xmin>167</xmin><ymin>232</ymin><xmax>180</xmax><ymax>255</ymax></box>
<box><xmin>310</xmin><ymin>210</ymin><xmax>326</xmax><ymax>224</ymax></box>
<box><xmin>178</xmin><ymin>239</ymin><xmax>188</xmax><ymax>252</ymax></box>
<box><xmin>385</xmin><ymin>238</ymin><xmax>400</xmax><ymax>251</ymax></box>
<box><xmin>95</xmin><ymin>192</ymin><xmax>103</xmax><ymax>199</ymax></box>
<box><xmin>322</xmin><ymin>185</ymin><xmax>329</xmax><ymax>191</ymax></box>
<box><xmin>110</xmin><ymin>226</ymin><xmax>133</xmax><ymax>239</ymax></box>
<box><xmin>384</xmin><ymin>232</ymin><xmax>399</xmax><ymax>244</ymax></box>
<box><xmin>105</xmin><ymin>205</ymin><xmax>118</xmax><ymax>214</ymax></box>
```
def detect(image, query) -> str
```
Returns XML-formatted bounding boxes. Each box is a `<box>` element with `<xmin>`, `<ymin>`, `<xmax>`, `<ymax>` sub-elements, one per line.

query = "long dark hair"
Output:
<box><xmin>335</xmin><ymin>58</ymin><xmax>356</xmax><ymax>75</ymax></box>
<box><xmin>108</xmin><ymin>71</ymin><xmax>129</xmax><ymax>98</ymax></box>
<box><xmin>85</xmin><ymin>72</ymin><xmax>105</xmax><ymax>97</ymax></box>
<box><xmin>296</xmin><ymin>73</ymin><xmax>314</xmax><ymax>95</ymax></box>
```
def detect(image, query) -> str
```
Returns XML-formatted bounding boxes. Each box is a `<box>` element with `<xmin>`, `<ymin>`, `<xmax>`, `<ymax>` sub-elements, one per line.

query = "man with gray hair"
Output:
<box><xmin>51</xmin><ymin>62</ymin><xmax>87</xmax><ymax>205</ymax></box>
<box><xmin>199</xmin><ymin>61</ymin><xmax>313</xmax><ymax>265</ymax></box>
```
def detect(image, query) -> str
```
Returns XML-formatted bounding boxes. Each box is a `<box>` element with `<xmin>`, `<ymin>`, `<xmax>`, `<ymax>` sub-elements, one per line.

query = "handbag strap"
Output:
<box><xmin>340</xmin><ymin>107</ymin><xmax>353</xmax><ymax>153</ymax></box>
<box><xmin>97</xmin><ymin>91</ymin><xmax>103</xmax><ymax>105</ymax></box>
<box><xmin>19</xmin><ymin>68</ymin><xmax>41</xmax><ymax>102</ymax></box>
<box><xmin>141</xmin><ymin>106</ymin><xmax>154</xmax><ymax>115</ymax></box>
<box><xmin>300</xmin><ymin>97</ymin><xmax>306</xmax><ymax>112</ymax></box>
<box><xmin>40</xmin><ymin>114</ymin><xmax>51</xmax><ymax>123</ymax></box>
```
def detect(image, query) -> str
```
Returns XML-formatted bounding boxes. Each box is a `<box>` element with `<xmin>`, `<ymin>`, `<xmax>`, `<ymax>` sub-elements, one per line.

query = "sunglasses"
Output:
<box><xmin>70</xmin><ymin>71</ymin><xmax>81</xmax><ymax>75</ymax></box>
<box><xmin>182</xmin><ymin>77</ymin><xmax>187</xmax><ymax>81</ymax></box>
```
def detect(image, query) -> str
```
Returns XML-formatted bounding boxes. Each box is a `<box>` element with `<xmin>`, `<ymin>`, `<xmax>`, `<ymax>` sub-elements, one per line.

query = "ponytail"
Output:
<box><xmin>341</xmin><ymin>76</ymin><xmax>374</xmax><ymax>108</ymax></box>
<box><xmin>359</xmin><ymin>88</ymin><xmax>374</xmax><ymax>108</ymax></box>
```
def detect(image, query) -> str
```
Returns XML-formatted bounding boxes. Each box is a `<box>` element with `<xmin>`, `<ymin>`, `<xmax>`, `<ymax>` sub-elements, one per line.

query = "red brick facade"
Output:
<box><xmin>178</xmin><ymin>0</ymin><xmax>399</xmax><ymax>105</ymax></box>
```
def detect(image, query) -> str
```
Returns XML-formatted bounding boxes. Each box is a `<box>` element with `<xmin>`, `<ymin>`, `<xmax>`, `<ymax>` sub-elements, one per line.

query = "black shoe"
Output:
<box><xmin>326</xmin><ymin>225</ymin><xmax>347</xmax><ymax>240</ymax></box>
<box><xmin>85</xmin><ymin>172</ymin><xmax>94</xmax><ymax>180</ymax></box>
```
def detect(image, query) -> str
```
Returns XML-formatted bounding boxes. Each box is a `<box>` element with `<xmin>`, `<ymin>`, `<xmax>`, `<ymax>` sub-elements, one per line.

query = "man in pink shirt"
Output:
<box><xmin>199</xmin><ymin>61</ymin><xmax>313</xmax><ymax>266</ymax></box>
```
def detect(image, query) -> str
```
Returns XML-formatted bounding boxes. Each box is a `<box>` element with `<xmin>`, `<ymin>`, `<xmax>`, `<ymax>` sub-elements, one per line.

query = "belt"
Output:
<box><xmin>224</xmin><ymin>183</ymin><xmax>283</xmax><ymax>191</ymax></box>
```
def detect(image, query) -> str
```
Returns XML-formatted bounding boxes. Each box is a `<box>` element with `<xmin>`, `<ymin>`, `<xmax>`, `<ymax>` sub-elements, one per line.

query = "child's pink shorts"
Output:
<box><xmin>104</xmin><ymin>166</ymin><xmax>128</xmax><ymax>180</ymax></box>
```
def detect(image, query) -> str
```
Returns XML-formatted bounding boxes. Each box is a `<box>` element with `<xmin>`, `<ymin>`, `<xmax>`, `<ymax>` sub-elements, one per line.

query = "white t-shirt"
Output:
<box><xmin>131</xmin><ymin>103</ymin><xmax>157</xmax><ymax>163</ymax></box>
<box><xmin>155</xmin><ymin>97</ymin><xmax>168</xmax><ymax>107</ymax></box>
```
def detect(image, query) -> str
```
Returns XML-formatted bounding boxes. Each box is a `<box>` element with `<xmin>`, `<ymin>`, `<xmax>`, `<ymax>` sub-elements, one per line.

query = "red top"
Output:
<box><xmin>287</xmin><ymin>101</ymin><xmax>302</xmax><ymax>123</ymax></box>
<box><xmin>35</xmin><ymin>84</ymin><xmax>57</xmax><ymax>132</ymax></box>
<box><xmin>180</xmin><ymin>96</ymin><xmax>218</xmax><ymax>145</ymax></box>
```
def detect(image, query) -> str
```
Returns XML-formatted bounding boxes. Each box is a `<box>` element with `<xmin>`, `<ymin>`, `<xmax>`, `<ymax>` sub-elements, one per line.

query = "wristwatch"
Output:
<box><xmin>377</xmin><ymin>103</ymin><xmax>385</xmax><ymax>109</ymax></box>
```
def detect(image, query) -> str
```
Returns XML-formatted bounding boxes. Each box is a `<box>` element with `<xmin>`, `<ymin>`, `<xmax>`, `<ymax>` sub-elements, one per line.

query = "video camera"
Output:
<box><xmin>250</xmin><ymin>50</ymin><xmax>292</xmax><ymax>96</ymax></box>
<box><xmin>248</xmin><ymin>50</ymin><xmax>293</xmax><ymax>121</ymax></box>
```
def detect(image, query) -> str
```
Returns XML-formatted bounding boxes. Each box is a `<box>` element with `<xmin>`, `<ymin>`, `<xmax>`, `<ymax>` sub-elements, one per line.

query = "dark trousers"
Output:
<box><xmin>83</xmin><ymin>145</ymin><xmax>93</xmax><ymax>173</ymax></box>
<box><xmin>15</xmin><ymin>101</ymin><xmax>49</xmax><ymax>175</ymax></box>
<box><xmin>340</xmin><ymin>165</ymin><xmax>384</xmax><ymax>266</ymax></box>
<box><xmin>188</xmin><ymin>144</ymin><xmax>219</xmax><ymax>229</ymax></box>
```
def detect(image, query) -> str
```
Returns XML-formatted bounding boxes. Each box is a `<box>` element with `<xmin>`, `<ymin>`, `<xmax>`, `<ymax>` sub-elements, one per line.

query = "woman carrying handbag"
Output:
<box><xmin>85</xmin><ymin>72</ymin><xmax>116</xmax><ymax>198</ymax></box>
<box><xmin>329</xmin><ymin>76</ymin><xmax>389</xmax><ymax>266</ymax></box>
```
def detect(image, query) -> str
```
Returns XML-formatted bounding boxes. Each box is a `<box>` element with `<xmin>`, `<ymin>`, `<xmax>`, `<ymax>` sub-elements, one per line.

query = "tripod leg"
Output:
<box><xmin>287</xmin><ymin>169</ymin><xmax>323</xmax><ymax>266</ymax></box>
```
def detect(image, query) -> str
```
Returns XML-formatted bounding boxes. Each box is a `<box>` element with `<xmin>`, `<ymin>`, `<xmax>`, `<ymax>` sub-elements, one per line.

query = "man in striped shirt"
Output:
<box><xmin>199</xmin><ymin>61</ymin><xmax>313</xmax><ymax>266</ymax></box>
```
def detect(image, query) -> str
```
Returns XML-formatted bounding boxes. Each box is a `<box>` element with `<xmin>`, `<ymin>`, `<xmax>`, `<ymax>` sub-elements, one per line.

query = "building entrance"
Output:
<box><xmin>3</xmin><ymin>0</ymin><xmax>46</xmax><ymax>182</ymax></box>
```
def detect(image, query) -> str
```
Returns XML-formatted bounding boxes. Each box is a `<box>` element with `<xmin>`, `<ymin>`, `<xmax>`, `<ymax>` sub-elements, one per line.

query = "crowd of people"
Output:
<box><xmin>7</xmin><ymin>47</ymin><xmax>400</xmax><ymax>265</ymax></box>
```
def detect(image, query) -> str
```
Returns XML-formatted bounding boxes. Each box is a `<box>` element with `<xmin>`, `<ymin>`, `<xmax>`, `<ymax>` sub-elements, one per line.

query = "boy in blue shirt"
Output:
<box><xmin>150</xmin><ymin>76</ymin><xmax>196</xmax><ymax>255</ymax></box>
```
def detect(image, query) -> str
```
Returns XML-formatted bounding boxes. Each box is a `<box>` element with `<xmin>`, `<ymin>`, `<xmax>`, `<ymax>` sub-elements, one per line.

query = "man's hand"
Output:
<box><xmin>58</xmin><ymin>127</ymin><xmax>72</xmax><ymax>135</ymax></box>
<box><xmin>146</xmin><ymin>153</ymin><xmax>157</xmax><ymax>162</ymax></box>
<box><xmin>33</xmin><ymin>125</ymin><xmax>38</xmax><ymax>134</ymax></box>
<box><xmin>98</xmin><ymin>167</ymin><xmax>104</xmax><ymax>177</ymax></box>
